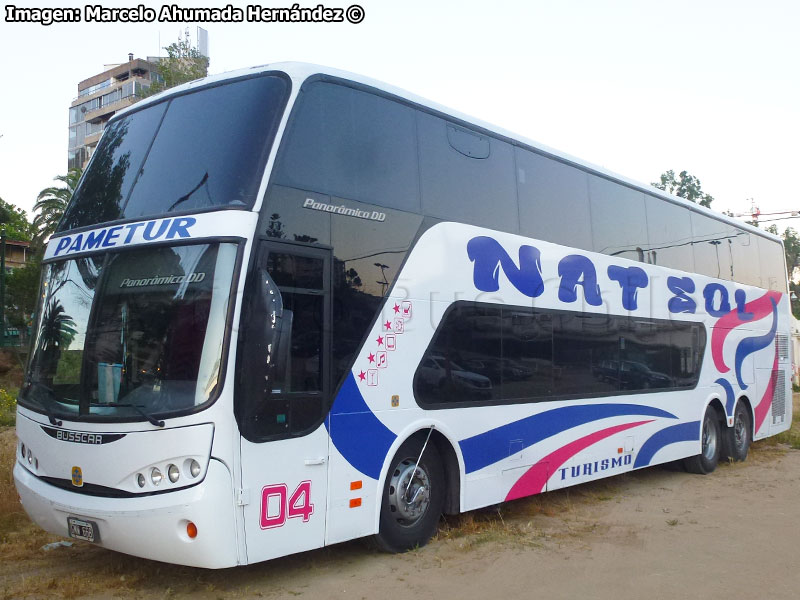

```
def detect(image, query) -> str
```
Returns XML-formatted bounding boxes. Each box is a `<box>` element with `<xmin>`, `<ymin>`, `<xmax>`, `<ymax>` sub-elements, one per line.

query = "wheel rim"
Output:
<box><xmin>702</xmin><ymin>414</ymin><xmax>718</xmax><ymax>461</ymax></box>
<box><xmin>387</xmin><ymin>458</ymin><xmax>431</xmax><ymax>526</ymax></box>
<box><xmin>734</xmin><ymin>410</ymin><xmax>748</xmax><ymax>452</ymax></box>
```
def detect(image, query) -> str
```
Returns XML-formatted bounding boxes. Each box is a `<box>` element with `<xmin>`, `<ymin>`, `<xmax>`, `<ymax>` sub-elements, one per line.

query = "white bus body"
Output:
<box><xmin>14</xmin><ymin>63</ymin><xmax>791</xmax><ymax>568</ymax></box>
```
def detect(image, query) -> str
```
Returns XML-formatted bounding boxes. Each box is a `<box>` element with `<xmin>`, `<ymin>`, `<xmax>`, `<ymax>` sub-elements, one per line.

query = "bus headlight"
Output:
<box><xmin>151</xmin><ymin>467</ymin><xmax>163</xmax><ymax>486</ymax></box>
<box><xmin>189</xmin><ymin>459</ymin><xmax>201</xmax><ymax>478</ymax></box>
<box><xmin>167</xmin><ymin>464</ymin><xmax>180</xmax><ymax>483</ymax></box>
<box><xmin>137</xmin><ymin>473</ymin><xmax>146</xmax><ymax>488</ymax></box>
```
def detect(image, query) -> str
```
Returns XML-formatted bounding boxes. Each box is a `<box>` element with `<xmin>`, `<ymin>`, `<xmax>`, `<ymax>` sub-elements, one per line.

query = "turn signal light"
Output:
<box><xmin>187</xmin><ymin>522</ymin><xmax>198</xmax><ymax>539</ymax></box>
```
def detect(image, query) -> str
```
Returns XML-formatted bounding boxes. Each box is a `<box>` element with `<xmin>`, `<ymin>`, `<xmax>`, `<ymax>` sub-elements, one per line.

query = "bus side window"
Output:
<box><xmin>757</xmin><ymin>235</ymin><xmax>787</xmax><ymax>293</ymax></box>
<box><xmin>272</xmin><ymin>81</ymin><xmax>420</xmax><ymax>213</ymax></box>
<box><xmin>588</xmin><ymin>175</ymin><xmax>649</xmax><ymax>262</ymax></box>
<box><xmin>414</xmin><ymin>302</ymin><xmax>705</xmax><ymax>408</ymax></box>
<box><xmin>417</xmin><ymin>111</ymin><xmax>518</xmax><ymax>233</ymax></box>
<box><xmin>516</xmin><ymin>149</ymin><xmax>593</xmax><ymax>252</ymax></box>
<box><xmin>690</xmin><ymin>212</ymin><xmax>734</xmax><ymax>281</ymax></box>
<box><xmin>644</xmin><ymin>195</ymin><xmax>695</xmax><ymax>271</ymax></box>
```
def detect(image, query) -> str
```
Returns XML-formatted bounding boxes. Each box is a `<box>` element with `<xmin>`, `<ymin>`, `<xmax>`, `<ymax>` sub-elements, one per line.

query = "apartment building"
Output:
<box><xmin>68</xmin><ymin>54</ymin><xmax>162</xmax><ymax>170</ymax></box>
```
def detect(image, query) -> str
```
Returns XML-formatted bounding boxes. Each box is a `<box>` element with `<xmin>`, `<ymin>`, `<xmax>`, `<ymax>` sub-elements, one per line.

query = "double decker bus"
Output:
<box><xmin>14</xmin><ymin>63</ymin><xmax>791</xmax><ymax>568</ymax></box>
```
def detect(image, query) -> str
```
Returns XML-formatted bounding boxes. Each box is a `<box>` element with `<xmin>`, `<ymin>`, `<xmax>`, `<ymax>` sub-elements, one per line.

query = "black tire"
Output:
<box><xmin>684</xmin><ymin>406</ymin><xmax>722</xmax><ymax>474</ymax></box>
<box><xmin>374</xmin><ymin>437</ymin><xmax>445</xmax><ymax>553</ymax></box>
<box><xmin>725</xmin><ymin>402</ymin><xmax>752</xmax><ymax>462</ymax></box>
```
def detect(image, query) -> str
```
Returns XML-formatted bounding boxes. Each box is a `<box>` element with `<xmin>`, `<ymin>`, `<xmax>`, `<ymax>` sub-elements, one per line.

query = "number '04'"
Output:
<box><xmin>260</xmin><ymin>481</ymin><xmax>314</xmax><ymax>529</ymax></box>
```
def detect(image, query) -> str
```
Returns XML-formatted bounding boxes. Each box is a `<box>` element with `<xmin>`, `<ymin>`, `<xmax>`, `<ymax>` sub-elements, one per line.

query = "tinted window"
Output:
<box><xmin>670</xmin><ymin>321</ymin><xmax>704</xmax><ymax>385</ymax></box>
<box><xmin>645</xmin><ymin>196</ymin><xmax>694</xmax><ymax>271</ymax></box>
<box><xmin>758</xmin><ymin>236</ymin><xmax>787</xmax><ymax>292</ymax></box>
<box><xmin>330</xmin><ymin>201</ymin><xmax>423</xmax><ymax>385</ymax></box>
<box><xmin>553</xmin><ymin>312</ymin><xmax>620</xmax><ymax>396</ymax></box>
<box><xmin>237</xmin><ymin>246</ymin><xmax>328</xmax><ymax>440</ymax></box>
<box><xmin>516</xmin><ymin>149</ymin><xmax>592</xmax><ymax>251</ymax></box>
<box><xmin>417</xmin><ymin>112</ymin><xmax>517</xmax><ymax>231</ymax></box>
<box><xmin>690</xmin><ymin>212</ymin><xmax>734</xmax><ymax>280</ymax></box>
<box><xmin>415</xmin><ymin>302</ymin><xmax>705</xmax><ymax>407</ymax></box>
<box><xmin>60</xmin><ymin>103</ymin><xmax>167</xmax><ymax>231</ymax></box>
<box><xmin>124</xmin><ymin>76</ymin><xmax>288</xmax><ymax>218</ymax></box>
<box><xmin>728</xmin><ymin>229</ymin><xmax>760</xmax><ymax>287</ymax></box>
<box><xmin>266</xmin><ymin>253</ymin><xmax>323</xmax><ymax>289</ymax></box>
<box><xmin>273</xmin><ymin>81</ymin><xmax>420</xmax><ymax>212</ymax></box>
<box><xmin>620</xmin><ymin>319</ymin><xmax>675</xmax><ymax>390</ymax></box>
<box><xmin>588</xmin><ymin>176</ymin><xmax>649</xmax><ymax>261</ymax></box>
<box><xmin>259</xmin><ymin>180</ymin><xmax>424</xmax><ymax>392</ymax></box>
<box><xmin>503</xmin><ymin>310</ymin><xmax>554</xmax><ymax>398</ymax></box>
<box><xmin>260</xmin><ymin>185</ymin><xmax>331</xmax><ymax>245</ymax></box>
<box><xmin>59</xmin><ymin>75</ymin><xmax>289</xmax><ymax>232</ymax></box>
<box><xmin>414</xmin><ymin>304</ymin><xmax>498</xmax><ymax>403</ymax></box>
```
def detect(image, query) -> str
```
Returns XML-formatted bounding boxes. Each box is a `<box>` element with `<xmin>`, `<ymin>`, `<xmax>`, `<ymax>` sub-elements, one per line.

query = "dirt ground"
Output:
<box><xmin>3</xmin><ymin>421</ymin><xmax>800</xmax><ymax>599</ymax></box>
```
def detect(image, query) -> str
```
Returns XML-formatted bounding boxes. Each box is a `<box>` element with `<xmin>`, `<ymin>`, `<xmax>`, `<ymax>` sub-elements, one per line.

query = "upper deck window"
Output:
<box><xmin>59</xmin><ymin>74</ymin><xmax>289</xmax><ymax>233</ymax></box>
<box><xmin>272</xmin><ymin>81</ymin><xmax>421</xmax><ymax>212</ymax></box>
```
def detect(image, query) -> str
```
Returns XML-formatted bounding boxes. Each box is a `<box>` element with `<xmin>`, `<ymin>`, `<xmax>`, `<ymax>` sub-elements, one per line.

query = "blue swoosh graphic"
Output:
<box><xmin>459</xmin><ymin>404</ymin><xmax>678</xmax><ymax>474</ymax></box>
<box><xmin>735</xmin><ymin>298</ymin><xmax>777</xmax><ymax>390</ymax></box>
<box><xmin>326</xmin><ymin>374</ymin><xmax>397</xmax><ymax>479</ymax></box>
<box><xmin>715</xmin><ymin>378</ymin><xmax>736</xmax><ymax>415</ymax></box>
<box><xmin>634</xmin><ymin>421</ymin><xmax>700</xmax><ymax>468</ymax></box>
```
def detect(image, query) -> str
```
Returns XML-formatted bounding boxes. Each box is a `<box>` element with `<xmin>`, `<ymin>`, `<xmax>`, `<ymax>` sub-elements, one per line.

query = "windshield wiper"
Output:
<box><xmin>103</xmin><ymin>403</ymin><xmax>165</xmax><ymax>428</ymax></box>
<box><xmin>24</xmin><ymin>382</ymin><xmax>63</xmax><ymax>426</ymax></box>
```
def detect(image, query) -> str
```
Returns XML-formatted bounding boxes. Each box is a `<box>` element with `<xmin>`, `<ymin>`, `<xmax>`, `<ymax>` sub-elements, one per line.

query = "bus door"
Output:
<box><xmin>239</xmin><ymin>242</ymin><xmax>332</xmax><ymax>563</ymax></box>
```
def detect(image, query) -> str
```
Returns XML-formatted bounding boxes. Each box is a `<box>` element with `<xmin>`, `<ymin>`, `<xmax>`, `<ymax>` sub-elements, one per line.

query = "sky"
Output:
<box><xmin>1</xmin><ymin>0</ymin><xmax>798</xmax><ymax>229</ymax></box>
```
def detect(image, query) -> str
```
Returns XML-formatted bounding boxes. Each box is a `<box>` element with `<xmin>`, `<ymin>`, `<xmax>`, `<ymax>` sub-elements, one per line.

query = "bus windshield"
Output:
<box><xmin>21</xmin><ymin>242</ymin><xmax>237</xmax><ymax>422</ymax></box>
<box><xmin>58</xmin><ymin>73</ymin><xmax>289</xmax><ymax>232</ymax></box>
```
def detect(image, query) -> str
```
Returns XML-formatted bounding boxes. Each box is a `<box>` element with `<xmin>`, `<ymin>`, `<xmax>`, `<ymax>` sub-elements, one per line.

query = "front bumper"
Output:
<box><xmin>14</xmin><ymin>458</ymin><xmax>240</xmax><ymax>569</ymax></box>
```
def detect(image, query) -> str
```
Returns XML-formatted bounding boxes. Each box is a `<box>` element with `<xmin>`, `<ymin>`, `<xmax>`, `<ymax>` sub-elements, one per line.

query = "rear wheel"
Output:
<box><xmin>684</xmin><ymin>406</ymin><xmax>721</xmax><ymax>474</ymax></box>
<box><xmin>727</xmin><ymin>402</ymin><xmax>752</xmax><ymax>462</ymax></box>
<box><xmin>374</xmin><ymin>437</ymin><xmax>444</xmax><ymax>553</ymax></box>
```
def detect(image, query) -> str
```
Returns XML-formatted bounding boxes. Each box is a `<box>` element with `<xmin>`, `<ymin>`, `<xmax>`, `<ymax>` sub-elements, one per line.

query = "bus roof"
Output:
<box><xmin>120</xmin><ymin>61</ymin><xmax>781</xmax><ymax>246</ymax></box>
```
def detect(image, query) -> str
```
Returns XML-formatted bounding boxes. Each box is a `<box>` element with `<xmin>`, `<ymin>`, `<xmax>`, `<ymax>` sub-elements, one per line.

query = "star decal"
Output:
<box><xmin>376</xmin><ymin>335</ymin><xmax>384</xmax><ymax>346</ymax></box>
<box><xmin>368</xmin><ymin>353</ymin><xmax>376</xmax><ymax>363</ymax></box>
<box><xmin>393</xmin><ymin>303</ymin><xmax>401</xmax><ymax>314</ymax></box>
<box><xmin>358</xmin><ymin>370</ymin><xmax>366</xmax><ymax>381</ymax></box>
<box><xmin>384</xmin><ymin>320</ymin><xmax>392</xmax><ymax>331</ymax></box>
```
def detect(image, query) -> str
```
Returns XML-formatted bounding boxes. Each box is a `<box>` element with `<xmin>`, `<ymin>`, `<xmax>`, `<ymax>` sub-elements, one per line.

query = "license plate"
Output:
<box><xmin>67</xmin><ymin>517</ymin><xmax>99</xmax><ymax>542</ymax></box>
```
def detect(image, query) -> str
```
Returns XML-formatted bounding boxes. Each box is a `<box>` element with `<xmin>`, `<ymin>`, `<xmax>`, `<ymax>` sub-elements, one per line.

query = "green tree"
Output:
<box><xmin>142</xmin><ymin>36</ymin><xmax>209</xmax><ymax>97</ymax></box>
<box><xmin>33</xmin><ymin>168</ymin><xmax>82</xmax><ymax>245</ymax></box>
<box><xmin>652</xmin><ymin>170</ymin><xmax>714</xmax><ymax>208</ymax></box>
<box><xmin>5</xmin><ymin>257</ymin><xmax>40</xmax><ymax>330</ymax></box>
<box><xmin>0</xmin><ymin>196</ymin><xmax>34</xmax><ymax>241</ymax></box>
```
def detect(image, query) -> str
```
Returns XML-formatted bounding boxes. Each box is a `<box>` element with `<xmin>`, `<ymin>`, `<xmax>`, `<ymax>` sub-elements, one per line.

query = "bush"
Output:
<box><xmin>0</xmin><ymin>388</ymin><xmax>16</xmax><ymax>426</ymax></box>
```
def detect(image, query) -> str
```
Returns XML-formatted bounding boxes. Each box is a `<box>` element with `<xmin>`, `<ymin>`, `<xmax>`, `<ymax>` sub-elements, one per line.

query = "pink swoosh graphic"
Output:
<box><xmin>504</xmin><ymin>420</ymin><xmax>653</xmax><ymax>501</ymax></box>
<box><xmin>711</xmin><ymin>291</ymin><xmax>782</xmax><ymax>373</ymax></box>
<box><xmin>754</xmin><ymin>348</ymin><xmax>779</xmax><ymax>434</ymax></box>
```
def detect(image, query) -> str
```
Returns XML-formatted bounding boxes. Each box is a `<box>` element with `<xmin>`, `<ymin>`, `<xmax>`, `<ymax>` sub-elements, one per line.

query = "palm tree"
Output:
<box><xmin>33</xmin><ymin>168</ymin><xmax>82</xmax><ymax>244</ymax></box>
<box><xmin>34</xmin><ymin>298</ymin><xmax>77</xmax><ymax>384</ymax></box>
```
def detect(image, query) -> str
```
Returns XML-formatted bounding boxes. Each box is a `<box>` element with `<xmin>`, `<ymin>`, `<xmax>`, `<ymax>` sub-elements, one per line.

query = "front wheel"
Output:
<box><xmin>374</xmin><ymin>437</ymin><xmax>445</xmax><ymax>553</ymax></box>
<box><xmin>684</xmin><ymin>406</ymin><xmax>721</xmax><ymax>474</ymax></box>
